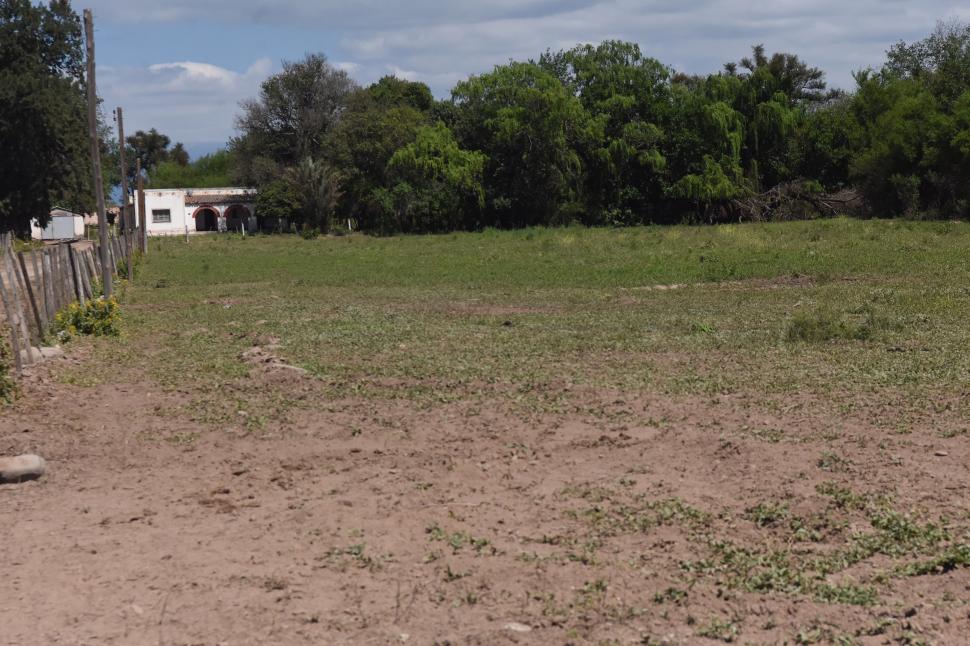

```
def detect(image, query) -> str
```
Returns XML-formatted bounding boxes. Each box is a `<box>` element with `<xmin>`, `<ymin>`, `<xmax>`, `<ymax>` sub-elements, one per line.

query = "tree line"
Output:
<box><xmin>232</xmin><ymin>23</ymin><xmax>970</xmax><ymax>234</ymax></box>
<box><xmin>2</xmin><ymin>1</ymin><xmax>969</xmax><ymax>235</ymax></box>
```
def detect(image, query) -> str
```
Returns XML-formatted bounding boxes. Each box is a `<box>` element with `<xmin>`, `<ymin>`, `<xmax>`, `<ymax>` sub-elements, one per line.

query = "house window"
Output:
<box><xmin>152</xmin><ymin>209</ymin><xmax>171</xmax><ymax>224</ymax></box>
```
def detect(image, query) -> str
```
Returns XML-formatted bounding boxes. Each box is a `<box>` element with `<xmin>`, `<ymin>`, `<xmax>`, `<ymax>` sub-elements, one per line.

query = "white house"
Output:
<box><xmin>135</xmin><ymin>187</ymin><xmax>257</xmax><ymax>236</ymax></box>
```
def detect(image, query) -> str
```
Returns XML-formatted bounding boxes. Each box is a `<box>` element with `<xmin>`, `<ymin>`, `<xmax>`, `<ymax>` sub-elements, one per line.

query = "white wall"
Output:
<box><xmin>31</xmin><ymin>215</ymin><xmax>84</xmax><ymax>240</ymax></box>
<box><xmin>138</xmin><ymin>190</ymin><xmax>188</xmax><ymax>236</ymax></box>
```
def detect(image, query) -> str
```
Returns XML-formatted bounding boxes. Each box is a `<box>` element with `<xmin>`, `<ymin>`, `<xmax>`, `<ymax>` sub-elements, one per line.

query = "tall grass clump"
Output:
<box><xmin>786</xmin><ymin>304</ymin><xmax>901</xmax><ymax>343</ymax></box>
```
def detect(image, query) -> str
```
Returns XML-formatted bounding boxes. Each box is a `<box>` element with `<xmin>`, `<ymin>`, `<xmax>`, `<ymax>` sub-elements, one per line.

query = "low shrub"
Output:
<box><xmin>53</xmin><ymin>296</ymin><xmax>121</xmax><ymax>340</ymax></box>
<box><xmin>300</xmin><ymin>225</ymin><xmax>321</xmax><ymax>240</ymax></box>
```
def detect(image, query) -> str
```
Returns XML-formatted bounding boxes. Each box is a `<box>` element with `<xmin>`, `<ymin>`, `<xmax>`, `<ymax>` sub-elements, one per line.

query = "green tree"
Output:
<box><xmin>0</xmin><ymin>0</ymin><xmax>89</xmax><ymax>233</ymax></box>
<box><xmin>148</xmin><ymin>149</ymin><xmax>234</xmax><ymax>189</ymax></box>
<box><xmin>723</xmin><ymin>46</ymin><xmax>831</xmax><ymax>191</ymax></box>
<box><xmin>664</xmin><ymin>80</ymin><xmax>749</xmax><ymax>220</ymax></box>
<box><xmin>452</xmin><ymin>62</ymin><xmax>594</xmax><ymax>227</ymax></box>
<box><xmin>324</xmin><ymin>77</ymin><xmax>434</xmax><ymax>229</ymax></box>
<box><xmin>885</xmin><ymin>21</ymin><xmax>970</xmax><ymax>106</ymax></box>
<box><xmin>540</xmin><ymin>41</ymin><xmax>670</xmax><ymax>224</ymax></box>
<box><xmin>285</xmin><ymin>157</ymin><xmax>342</xmax><ymax>233</ymax></box>
<box><xmin>374</xmin><ymin>122</ymin><xmax>486</xmax><ymax>233</ymax></box>
<box><xmin>255</xmin><ymin>178</ymin><xmax>300</xmax><ymax>231</ymax></box>
<box><xmin>792</xmin><ymin>96</ymin><xmax>863</xmax><ymax>190</ymax></box>
<box><xmin>850</xmin><ymin>75</ymin><xmax>958</xmax><ymax>216</ymax></box>
<box><xmin>232</xmin><ymin>53</ymin><xmax>357</xmax><ymax>185</ymax></box>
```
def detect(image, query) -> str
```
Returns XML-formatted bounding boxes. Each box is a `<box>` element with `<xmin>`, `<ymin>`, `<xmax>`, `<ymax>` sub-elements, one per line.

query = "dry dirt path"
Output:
<box><xmin>1</xmin><ymin>348</ymin><xmax>969</xmax><ymax>645</ymax></box>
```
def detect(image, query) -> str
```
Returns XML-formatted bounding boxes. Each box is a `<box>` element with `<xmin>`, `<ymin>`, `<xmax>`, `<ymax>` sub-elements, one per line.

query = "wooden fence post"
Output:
<box><xmin>0</xmin><ymin>271</ymin><xmax>24</xmax><ymax>375</ymax></box>
<box><xmin>0</xmin><ymin>244</ymin><xmax>28</xmax><ymax>372</ymax></box>
<box><xmin>3</xmin><ymin>245</ymin><xmax>33</xmax><ymax>356</ymax></box>
<box><xmin>68</xmin><ymin>244</ymin><xmax>85</xmax><ymax>305</ymax></box>
<box><xmin>5</xmin><ymin>240</ymin><xmax>35</xmax><ymax>345</ymax></box>
<box><xmin>41</xmin><ymin>248</ymin><xmax>55</xmax><ymax>322</ymax></box>
<box><xmin>29</xmin><ymin>250</ymin><xmax>46</xmax><ymax>329</ymax></box>
<box><xmin>17</xmin><ymin>252</ymin><xmax>44</xmax><ymax>341</ymax></box>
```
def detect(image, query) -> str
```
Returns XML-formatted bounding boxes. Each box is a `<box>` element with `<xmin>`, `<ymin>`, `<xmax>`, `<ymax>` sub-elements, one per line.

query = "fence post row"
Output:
<box><xmin>0</xmin><ymin>231</ymin><xmax>127</xmax><ymax>375</ymax></box>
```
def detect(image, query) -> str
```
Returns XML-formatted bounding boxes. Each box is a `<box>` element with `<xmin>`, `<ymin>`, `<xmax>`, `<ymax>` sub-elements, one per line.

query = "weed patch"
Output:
<box><xmin>0</xmin><ymin>332</ymin><xmax>16</xmax><ymax>403</ymax></box>
<box><xmin>786</xmin><ymin>303</ymin><xmax>901</xmax><ymax>343</ymax></box>
<box><xmin>53</xmin><ymin>297</ymin><xmax>121</xmax><ymax>340</ymax></box>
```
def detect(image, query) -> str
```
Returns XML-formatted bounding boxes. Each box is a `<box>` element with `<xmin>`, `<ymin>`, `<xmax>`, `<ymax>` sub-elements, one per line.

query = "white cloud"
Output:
<box><xmin>334</xmin><ymin>61</ymin><xmax>361</xmax><ymax>74</ymax></box>
<box><xmin>387</xmin><ymin>65</ymin><xmax>419</xmax><ymax>81</ymax></box>
<box><xmin>100</xmin><ymin>58</ymin><xmax>273</xmax><ymax>149</ymax></box>
<box><xmin>87</xmin><ymin>0</ymin><xmax>967</xmax><ymax>146</ymax></box>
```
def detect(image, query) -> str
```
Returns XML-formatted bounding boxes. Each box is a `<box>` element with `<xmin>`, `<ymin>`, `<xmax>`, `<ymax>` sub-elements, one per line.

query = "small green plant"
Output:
<box><xmin>653</xmin><ymin>587</ymin><xmax>688</xmax><ymax>604</ymax></box>
<box><xmin>53</xmin><ymin>296</ymin><xmax>121</xmax><ymax>340</ymax></box>
<box><xmin>817</xmin><ymin>451</ymin><xmax>852</xmax><ymax>473</ymax></box>
<box><xmin>116</xmin><ymin>249</ymin><xmax>144</xmax><ymax>280</ymax></box>
<box><xmin>696</xmin><ymin>617</ymin><xmax>740</xmax><ymax>642</ymax></box>
<box><xmin>300</xmin><ymin>225</ymin><xmax>321</xmax><ymax>240</ymax></box>
<box><xmin>745</xmin><ymin>501</ymin><xmax>790</xmax><ymax>527</ymax></box>
<box><xmin>897</xmin><ymin>543</ymin><xmax>970</xmax><ymax>576</ymax></box>
<box><xmin>0</xmin><ymin>332</ymin><xmax>17</xmax><ymax>404</ymax></box>
<box><xmin>816</xmin><ymin>482</ymin><xmax>869</xmax><ymax>510</ymax></box>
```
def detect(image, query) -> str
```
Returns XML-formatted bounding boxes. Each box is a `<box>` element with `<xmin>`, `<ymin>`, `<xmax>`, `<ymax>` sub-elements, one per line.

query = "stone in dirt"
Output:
<box><xmin>0</xmin><ymin>454</ymin><xmax>47</xmax><ymax>483</ymax></box>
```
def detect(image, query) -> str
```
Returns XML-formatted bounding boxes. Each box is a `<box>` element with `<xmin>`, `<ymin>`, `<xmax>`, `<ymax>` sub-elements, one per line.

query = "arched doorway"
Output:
<box><xmin>193</xmin><ymin>206</ymin><xmax>219</xmax><ymax>232</ymax></box>
<box><xmin>225</xmin><ymin>204</ymin><xmax>251</xmax><ymax>233</ymax></box>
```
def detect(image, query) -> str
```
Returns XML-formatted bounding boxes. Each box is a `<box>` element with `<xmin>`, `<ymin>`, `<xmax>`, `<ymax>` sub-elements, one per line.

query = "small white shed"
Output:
<box><xmin>32</xmin><ymin>208</ymin><xmax>85</xmax><ymax>240</ymax></box>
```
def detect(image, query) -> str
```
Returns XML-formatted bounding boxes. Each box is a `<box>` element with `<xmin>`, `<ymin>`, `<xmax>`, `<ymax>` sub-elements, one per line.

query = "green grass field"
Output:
<box><xmin>103</xmin><ymin>218</ymin><xmax>970</xmax><ymax>414</ymax></box>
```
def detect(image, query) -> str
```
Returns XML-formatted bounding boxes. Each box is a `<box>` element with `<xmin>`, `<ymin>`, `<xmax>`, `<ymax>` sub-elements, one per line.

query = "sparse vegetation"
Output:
<box><xmin>16</xmin><ymin>218</ymin><xmax>969</xmax><ymax>644</ymax></box>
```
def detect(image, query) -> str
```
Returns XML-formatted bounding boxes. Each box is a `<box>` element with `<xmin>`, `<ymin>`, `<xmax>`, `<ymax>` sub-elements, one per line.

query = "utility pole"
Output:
<box><xmin>84</xmin><ymin>9</ymin><xmax>111</xmax><ymax>298</ymax></box>
<box><xmin>137</xmin><ymin>158</ymin><xmax>147</xmax><ymax>253</ymax></box>
<box><xmin>116</xmin><ymin>106</ymin><xmax>133</xmax><ymax>280</ymax></box>
<box><xmin>116</xmin><ymin>107</ymin><xmax>129</xmax><ymax>224</ymax></box>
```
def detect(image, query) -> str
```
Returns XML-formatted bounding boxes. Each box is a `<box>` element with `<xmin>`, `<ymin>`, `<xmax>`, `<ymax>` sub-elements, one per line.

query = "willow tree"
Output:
<box><xmin>373</xmin><ymin>122</ymin><xmax>486</xmax><ymax>233</ymax></box>
<box><xmin>452</xmin><ymin>62</ymin><xmax>594</xmax><ymax>227</ymax></box>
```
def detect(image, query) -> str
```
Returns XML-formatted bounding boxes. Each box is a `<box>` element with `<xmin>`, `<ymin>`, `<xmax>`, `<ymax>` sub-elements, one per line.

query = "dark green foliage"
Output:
<box><xmin>234</xmin><ymin>25</ymin><xmax>970</xmax><ymax>233</ymax></box>
<box><xmin>149</xmin><ymin>149</ymin><xmax>234</xmax><ymax>189</ymax></box>
<box><xmin>323</xmin><ymin>77</ymin><xmax>434</xmax><ymax>229</ymax></box>
<box><xmin>845</xmin><ymin>22</ymin><xmax>970</xmax><ymax>218</ymax></box>
<box><xmin>373</xmin><ymin>122</ymin><xmax>486</xmax><ymax>233</ymax></box>
<box><xmin>255</xmin><ymin>178</ymin><xmax>300</xmax><ymax>229</ymax></box>
<box><xmin>540</xmin><ymin>41</ymin><xmax>670</xmax><ymax>224</ymax></box>
<box><xmin>0</xmin><ymin>0</ymin><xmax>89</xmax><ymax>233</ymax></box>
<box><xmin>452</xmin><ymin>61</ymin><xmax>593</xmax><ymax>227</ymax></box>
<box><xmin>793</xmin><ymin>97</ymin><xmax>863</xmax><ymax>190</ymax></box>
<box><xmin>285</xmin><ymin>157</ymin><xmax>342</xmax><ymax>233</ymax></box>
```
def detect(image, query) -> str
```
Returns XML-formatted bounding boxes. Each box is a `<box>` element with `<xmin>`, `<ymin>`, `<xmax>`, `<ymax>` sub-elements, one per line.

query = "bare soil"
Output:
<box><xmin>1</xmin><ymin>346</ymin><xmax>968</xmax><ymax>645</ymax></box>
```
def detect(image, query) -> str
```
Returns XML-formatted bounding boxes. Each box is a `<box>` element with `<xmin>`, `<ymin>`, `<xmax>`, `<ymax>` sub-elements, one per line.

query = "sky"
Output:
<box><xmin>86</xmin><ymin>0</ymin><xmax>970</xmax><ymax>159</ymax></box>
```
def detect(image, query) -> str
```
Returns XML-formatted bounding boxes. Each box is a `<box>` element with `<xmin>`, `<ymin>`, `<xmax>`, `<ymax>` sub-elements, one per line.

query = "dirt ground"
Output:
<box><xmin>1</xmin><ymin>345</ymin><xmax>968</xmax><ymax>645</ymax></box>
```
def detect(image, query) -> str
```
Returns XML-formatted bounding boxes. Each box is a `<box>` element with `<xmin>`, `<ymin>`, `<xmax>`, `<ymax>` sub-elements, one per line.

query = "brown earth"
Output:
<box><xmin>1</xmin><ymin>345</ymin><xmax>968</xmax><ymax>645</ymax></box>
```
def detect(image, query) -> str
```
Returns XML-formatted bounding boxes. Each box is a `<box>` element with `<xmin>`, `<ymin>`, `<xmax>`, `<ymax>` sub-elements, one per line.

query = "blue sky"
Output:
<box><xmin>86</xmin><ymin>0</ymin><xmax>970</xmax><ymax>159</ymax></box>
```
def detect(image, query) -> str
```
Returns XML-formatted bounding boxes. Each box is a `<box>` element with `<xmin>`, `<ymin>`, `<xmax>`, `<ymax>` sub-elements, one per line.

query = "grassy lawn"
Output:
<box><xmin>106</xmin><ymin>217</ymin><xmax>970</xmax><ymax>410</ymax></box>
